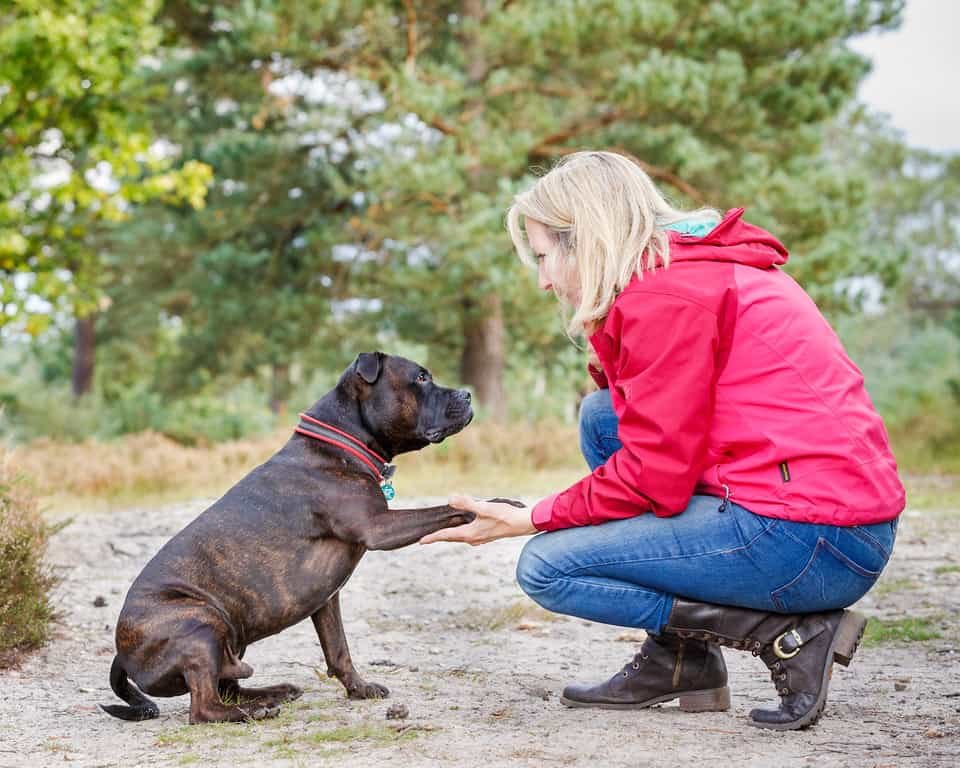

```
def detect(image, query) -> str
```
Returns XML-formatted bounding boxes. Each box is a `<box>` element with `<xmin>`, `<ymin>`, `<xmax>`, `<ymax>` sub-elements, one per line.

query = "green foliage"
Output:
<box><xmin>0</xmin><ymin>456</ymin><xmax>58</xmax><ymax>665</ymax></box>
<box><xmin>91</xmin><ymin>2</ymin><xmax>381</xmax><ymax>401</ymax></box>
<box><xmin>836</xmin><ymin>310</ymin><xmax>960</xmax><ymax>471</ymax></box>
<box><xmin>10</xmin><ymin>0</ymin><xmax>960</xmax><ymax>455</ymax></box>
<box><xmin>0</xmin><ymin>348</ymin><xmax>276</xmax><ymax>444</ymax></box>
<box><xmin>0</xmin><ymin>0</ymin><xmax>212</xmax><ymax>330</ymax></box>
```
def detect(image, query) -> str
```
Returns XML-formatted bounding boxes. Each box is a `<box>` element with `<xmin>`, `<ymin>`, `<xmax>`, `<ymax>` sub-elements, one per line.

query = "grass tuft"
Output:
<box><xmin>306</xmin><ymin>723</ymin><xmax>419</xmax><ymax>745</ymax></box>
<box><xmin>862</xmin><ymin>616</ymin><xmax>943</xmax><ymax>646</ymax></box>
<box><xmin>448</xmin><ymin>598</ymin><xmax>563</xmax><ymax>631</ymax></box>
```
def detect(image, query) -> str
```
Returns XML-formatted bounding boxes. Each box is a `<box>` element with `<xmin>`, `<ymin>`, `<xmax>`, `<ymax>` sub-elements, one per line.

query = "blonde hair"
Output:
<box><xmin>506</xmin><ymin>151</ymin><xmax>720</xmax><ymax>335</ymax></box>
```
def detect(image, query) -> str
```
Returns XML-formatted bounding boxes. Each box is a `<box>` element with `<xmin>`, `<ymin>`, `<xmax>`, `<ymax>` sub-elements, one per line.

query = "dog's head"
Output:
<box><xmin>339</xmin><ymin>352</ymin><xmax>473</xmax><ymax>456</ymax></box>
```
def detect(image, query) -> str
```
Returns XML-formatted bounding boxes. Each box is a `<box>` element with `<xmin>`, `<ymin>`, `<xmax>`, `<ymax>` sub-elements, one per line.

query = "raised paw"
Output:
<box><xmin>347</xmin><ymin>680</ymin><xmax>390</xmax><ymax>700</ymax></box>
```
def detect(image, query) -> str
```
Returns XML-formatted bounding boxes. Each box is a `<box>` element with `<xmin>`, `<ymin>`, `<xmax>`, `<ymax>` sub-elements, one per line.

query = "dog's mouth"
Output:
<box><xmin>424</xmin><ymin>407</ymin><xmax>473</xmax><ymax>443</ymax></box>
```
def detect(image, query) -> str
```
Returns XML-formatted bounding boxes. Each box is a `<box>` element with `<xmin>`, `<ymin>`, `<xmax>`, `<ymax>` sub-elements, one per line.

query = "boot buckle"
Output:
<box><xmin>773</xmin><ymin>628</ymin><xmax>803</xmax><ymax>659</ymax></box>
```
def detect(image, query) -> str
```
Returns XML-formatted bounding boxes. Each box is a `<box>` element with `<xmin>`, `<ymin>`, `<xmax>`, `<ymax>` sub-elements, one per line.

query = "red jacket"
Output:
<box><xmin>532</xmin><ymin>209</ymin><xmax>905</xmax><ymax>531</ymax></box>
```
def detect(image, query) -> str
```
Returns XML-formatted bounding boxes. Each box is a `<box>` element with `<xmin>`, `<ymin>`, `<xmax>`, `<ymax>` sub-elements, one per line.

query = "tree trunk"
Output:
<box><xmin>270</xmin><ymin>362</ymin><xmax>291</xmax><ymax>419</ymax></box>
<box><xmin>72</xmin><ymin>314</ymin><xmax>95</xmax><ymax>398</ymax></box>
<box><xmin>458</xmin><ymin>0</ymin><xmax>507</xmax><ymax>421</ymax></box>
<box><xmin>461</xmin><ymin>294</ymin><xmax>506</xmax><ymax>421</ymax></box>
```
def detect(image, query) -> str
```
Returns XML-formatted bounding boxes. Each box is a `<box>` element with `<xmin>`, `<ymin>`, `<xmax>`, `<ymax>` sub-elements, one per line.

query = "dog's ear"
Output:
<box><xmin>354</xmin><ymin>352</ymin><xmax>383</xmax><ymax>385</ymax></box>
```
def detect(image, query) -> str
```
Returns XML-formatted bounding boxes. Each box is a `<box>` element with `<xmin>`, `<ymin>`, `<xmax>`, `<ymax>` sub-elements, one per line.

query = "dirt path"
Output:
<box><xmin>2</xmin><ymin>497</ymin><xmax>958</xmax><ymax>767</ymax></box>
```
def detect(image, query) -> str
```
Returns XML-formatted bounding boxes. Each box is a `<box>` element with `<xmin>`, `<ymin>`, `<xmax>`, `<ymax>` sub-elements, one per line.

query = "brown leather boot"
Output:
<box><xmin>560</xmin><ymin>632</ymin><xmax>730</xmax><ymax>711</ymax></box>
<box><xmin>664</xmin><ymin>598</ymin><xmax>868</xmax><ymax>730</ymax></box>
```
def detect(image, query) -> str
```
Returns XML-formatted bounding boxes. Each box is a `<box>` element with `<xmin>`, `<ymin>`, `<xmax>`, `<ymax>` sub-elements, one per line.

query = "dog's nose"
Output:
<box><xmin>458</xmin><ymin>390</ymin><xmax>471</xmax><ymax>403</ymax></box>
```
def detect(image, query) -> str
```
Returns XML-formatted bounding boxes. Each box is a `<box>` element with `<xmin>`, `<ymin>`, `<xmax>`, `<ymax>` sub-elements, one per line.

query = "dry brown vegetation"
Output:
<box><xmin>7</xmin><ymin>421</ymin><xmax>584</xmax><ymax>511</ymax></box>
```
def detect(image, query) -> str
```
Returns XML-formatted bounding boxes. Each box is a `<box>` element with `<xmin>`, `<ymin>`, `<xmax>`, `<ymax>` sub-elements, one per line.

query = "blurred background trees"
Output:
<box><xmin>2</xmin><ymin>0</ymin><xmax>958</xmax><ymax>468</ymax></box>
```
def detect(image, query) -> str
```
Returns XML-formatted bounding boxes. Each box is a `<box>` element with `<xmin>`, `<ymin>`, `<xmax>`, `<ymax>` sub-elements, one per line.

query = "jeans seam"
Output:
<box><xmin>564</xmin><ymin>517</ymin><xmax>779</xmax><ymax>577</ymax></box>
<box><xmin>524</xmin><ymin>573</ymin><xmax>665</xmax><ymax>597</ymax></box>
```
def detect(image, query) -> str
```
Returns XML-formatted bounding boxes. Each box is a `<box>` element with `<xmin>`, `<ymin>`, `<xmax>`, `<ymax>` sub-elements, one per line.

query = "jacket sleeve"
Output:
<box><xmin>533</xmin><ymin>295</ymin><xmax>719</xmax><ymax>531</ymax></box>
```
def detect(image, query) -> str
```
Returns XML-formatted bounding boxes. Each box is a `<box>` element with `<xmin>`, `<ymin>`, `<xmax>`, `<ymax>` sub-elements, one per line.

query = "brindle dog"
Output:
<box><xmin>102</xmin><ymin>353</ymin><xmax>477</xmax><ymax>724</ymax></box>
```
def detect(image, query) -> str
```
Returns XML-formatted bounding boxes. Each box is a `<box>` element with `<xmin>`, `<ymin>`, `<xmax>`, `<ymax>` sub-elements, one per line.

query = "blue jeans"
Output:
<box><xmin>517</xmin><ymin>389</ymin><xmax>898</xmax><ymax>633</ymax></box>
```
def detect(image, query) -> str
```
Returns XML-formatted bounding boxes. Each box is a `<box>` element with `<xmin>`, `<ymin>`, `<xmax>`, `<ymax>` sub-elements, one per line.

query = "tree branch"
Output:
<box><xmin>529</xmin><ymin>120</ymin><xmax>707</xmax><ymax>203</ymax></box>
<box><xmin>427</xmin><ymin>116</ymin><xmax>459</xmax><ymax>137</ymax></box>
<box><xmin>528</xmin><ymin>110</ymin><xmax>627</xmax><ymax>155</ymax></box>
<box><xmin>635</xmin><ymin>160</ymin><xmax>705</xmax><ymax>204</ymax></box>
<box><xmin>486</xmin><ymin>82</ymin><xmax>579</xmax><ymax>99</ymax></box>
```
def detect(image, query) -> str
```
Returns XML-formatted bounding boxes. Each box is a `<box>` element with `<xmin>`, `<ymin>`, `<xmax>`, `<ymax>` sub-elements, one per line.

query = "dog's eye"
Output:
<box><xmin>417</xmin><ymin>371</ymin><xmax>430</xmax><ymax>384</ymax></box>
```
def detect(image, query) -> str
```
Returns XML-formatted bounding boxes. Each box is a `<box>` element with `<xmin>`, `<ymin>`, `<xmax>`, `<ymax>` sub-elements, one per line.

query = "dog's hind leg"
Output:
<box><xmin>311</xmin><ymin>592</ymin><xmax>388</xmax><ymax>700</ymax></box>
<box><xmin>182</xmin><ymin>626</ymin><xmax>280</xmax><ymax>724</ymax></box>
<box><xmin>217</xmin><ymin>644</ymin><xmax>302</xmax><ymax>708</ymax></box>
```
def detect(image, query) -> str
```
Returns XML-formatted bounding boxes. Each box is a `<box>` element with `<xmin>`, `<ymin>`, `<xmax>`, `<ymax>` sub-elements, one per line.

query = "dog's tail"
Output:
<box><xmin>99</xmin><ymin>656</ymin><xmax>160</xmax><ymax>721</ymax></box>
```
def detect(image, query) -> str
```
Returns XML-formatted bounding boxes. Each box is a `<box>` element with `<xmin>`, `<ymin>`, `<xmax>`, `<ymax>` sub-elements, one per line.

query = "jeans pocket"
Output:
<box><xmin>771</xmin><ymin>537</ymin><xmax>882</xmax><ymax>613</ymax></box>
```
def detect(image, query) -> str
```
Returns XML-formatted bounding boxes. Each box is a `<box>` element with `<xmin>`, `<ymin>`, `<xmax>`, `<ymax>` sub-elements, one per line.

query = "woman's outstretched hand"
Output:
<box><xmin>419</xmin><ymin>495</ymin><xmax>537</xmax><ymax>546</ymax></box>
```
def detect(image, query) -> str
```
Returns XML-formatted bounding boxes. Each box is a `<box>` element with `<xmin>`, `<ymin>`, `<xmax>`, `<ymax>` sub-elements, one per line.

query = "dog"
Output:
<box><xmin>101</xmin><ymin>352</ymin><xmax>477</xmax><ymax>724</ymax></box>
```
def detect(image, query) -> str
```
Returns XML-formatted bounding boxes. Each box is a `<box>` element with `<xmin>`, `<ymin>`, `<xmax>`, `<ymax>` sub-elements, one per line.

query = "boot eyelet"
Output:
<box><xmin>780</xmin><ymin>687</ymin><xmax>789</xmax><ymax>695</ymax></box>
<box><xmin>632</xmin><ymin>662</ymin><xmax>640</xmax><ymax>669</ymax></box>
<box><xmin>640</xmin><ymin>653</ymin><xmax>649</xmax><ymax>660</ymax></box>
<box><xmin>622</xmin><ymin>671</ymin><xmax>629</xmax><ymax>678</ymax></box>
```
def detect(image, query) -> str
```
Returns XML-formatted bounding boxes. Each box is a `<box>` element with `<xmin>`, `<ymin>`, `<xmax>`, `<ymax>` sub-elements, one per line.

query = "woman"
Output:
<box><xmin>421</xmin><ymin>151</ymin><xmax>904</xmax><ymax>731</ymax></box>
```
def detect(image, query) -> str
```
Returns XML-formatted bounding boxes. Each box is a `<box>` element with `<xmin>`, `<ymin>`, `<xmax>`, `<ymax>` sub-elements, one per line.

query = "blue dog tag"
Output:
<box><xmin>381</xmin><ymin>482</ymin><xmax>395</xmax><ymax>501</ymax></box>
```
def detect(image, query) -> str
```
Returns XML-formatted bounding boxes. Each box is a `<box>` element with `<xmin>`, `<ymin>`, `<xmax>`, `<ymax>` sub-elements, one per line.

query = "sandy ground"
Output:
<box><xmin>1</xmin><ymin>496</ymin><xmax>958</xmax><ymax>768</ymax></box>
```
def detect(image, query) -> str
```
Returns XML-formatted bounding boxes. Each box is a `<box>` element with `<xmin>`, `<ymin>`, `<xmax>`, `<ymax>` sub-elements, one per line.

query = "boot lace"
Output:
<box><xmin>620</xmin><ymin>650</ymin><xmax>650</xmax><ymax>677</ymax></box>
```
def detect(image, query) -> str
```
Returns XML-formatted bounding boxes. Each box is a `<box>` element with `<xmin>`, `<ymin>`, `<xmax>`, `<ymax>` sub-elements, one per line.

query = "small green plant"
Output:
<box><xmin>934</xmin><ymin>564</ymin><xmax>960</xmax><ymax>575</ymax></box>
<box><xmin>872</xmin><ymin>577</ymin><xmax>920</xmax><ymax>596</ymax></box>
<box><xmin>0</xmin><ymin>455</ymin><xmax>59</xmax><ymax>667</ymax></box>
<box><xmin>862</xmin><ymin>616</ymin><xmax>943</xmax><ymax>646</ymax></box>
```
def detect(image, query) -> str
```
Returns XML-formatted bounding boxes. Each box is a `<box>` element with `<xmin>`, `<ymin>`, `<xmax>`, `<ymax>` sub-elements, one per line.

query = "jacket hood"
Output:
<box><xmin>668</xmin><ymin>208</ymin><xmax>789</xmax><ymax>268</ymax></box>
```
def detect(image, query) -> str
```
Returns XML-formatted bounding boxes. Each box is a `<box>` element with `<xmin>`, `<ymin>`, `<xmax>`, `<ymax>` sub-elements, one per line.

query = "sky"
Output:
<box><xmin>850</xmin><ymin>0</ymin><xmax>960</xmax><ymax>152</ymax></box>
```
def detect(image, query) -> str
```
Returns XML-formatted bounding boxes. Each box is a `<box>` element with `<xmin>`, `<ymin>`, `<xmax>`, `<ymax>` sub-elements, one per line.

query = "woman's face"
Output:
<box><xmin>526</xmin><ymin>218</ymin><xmax>579</xmax><ymax>305</ymax></box>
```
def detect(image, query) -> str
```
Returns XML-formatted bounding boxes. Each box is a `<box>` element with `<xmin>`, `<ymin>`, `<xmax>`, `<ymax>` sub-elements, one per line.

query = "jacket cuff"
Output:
<box><xmin>587</xmin><ymin>363</ymin><xmax>608</xmax><ymax>389</ymax></box>
<box><xmin>531</xmin><ymin>493</ymin><xmax>560</xmax><ymax>531</ymax></box>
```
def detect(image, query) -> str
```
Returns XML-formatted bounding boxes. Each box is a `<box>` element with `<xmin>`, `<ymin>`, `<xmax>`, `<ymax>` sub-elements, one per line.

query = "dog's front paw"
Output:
<box><xmin>348</xmin><ymin>681</ymin><xmax>390</xmax><ymax>700</ymax></box>
<box><xmin>448</xmin><ymin>510</ymin><xmax>476</xmax><ymax>527</ymax></box>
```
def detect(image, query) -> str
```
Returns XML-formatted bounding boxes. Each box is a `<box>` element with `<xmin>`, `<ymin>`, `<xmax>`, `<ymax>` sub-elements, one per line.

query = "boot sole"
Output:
<box><xmin>749</xmin><ymin>610</ymin><xmax>868</xmax><ymax>731</ymax></box>
<box><xmin>560</xmin><ymin>686</ymin><xmax>731</xmax><ymax>712</ymax></box>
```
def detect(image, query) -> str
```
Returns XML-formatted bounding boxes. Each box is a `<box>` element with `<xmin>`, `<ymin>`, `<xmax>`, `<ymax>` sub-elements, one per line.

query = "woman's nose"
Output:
<box><xmin>537</xmin><ymin>264</ymin><xmax>552</xmax><ymax>292</ymax></box>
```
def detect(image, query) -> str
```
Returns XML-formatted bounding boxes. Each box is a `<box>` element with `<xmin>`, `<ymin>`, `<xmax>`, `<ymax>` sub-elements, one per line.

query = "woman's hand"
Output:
<box><xmin>419</xmin><ymin>495</ymin><xmax>537</xmax><ymax>546</ymax></box>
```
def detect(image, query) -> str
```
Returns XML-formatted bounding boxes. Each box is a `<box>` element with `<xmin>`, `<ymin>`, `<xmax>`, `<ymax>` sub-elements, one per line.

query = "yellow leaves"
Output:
<box><xmin>0</xmin><ymin>230</ymin><xmax>28</xmax><ymax>257</ymax></box>
<box><xmin>136</xmin><ymin>160</ymin><xmax>213</xmax><ymax>210</ymax></box>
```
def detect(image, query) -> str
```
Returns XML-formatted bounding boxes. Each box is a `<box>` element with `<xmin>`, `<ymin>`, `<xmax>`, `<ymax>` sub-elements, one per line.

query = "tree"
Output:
<box><xmin>0</xmin><ymin>0</ymin><xmax>211</xmax><ymax>395</ymax></box>
<box><xmin>96</xmin><ymin>1</ymin><xmax>382</xmax><ymax>415</ymax></box>
<box><xmin>305</xmin><ymin>0</ymin><xmax>904</xmax><ymax>418</ymax></box>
